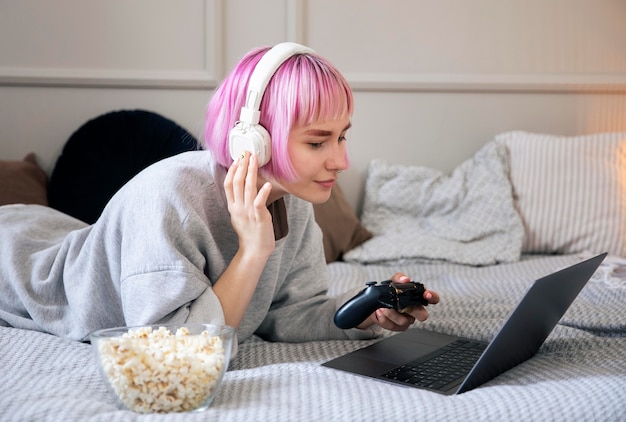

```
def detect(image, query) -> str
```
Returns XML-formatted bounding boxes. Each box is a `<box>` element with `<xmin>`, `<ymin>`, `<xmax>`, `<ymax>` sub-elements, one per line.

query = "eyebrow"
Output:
<box><xmin>305</xmin><ymin>122</ymin><xmax>352</xmax><ymax>137</ymax></box>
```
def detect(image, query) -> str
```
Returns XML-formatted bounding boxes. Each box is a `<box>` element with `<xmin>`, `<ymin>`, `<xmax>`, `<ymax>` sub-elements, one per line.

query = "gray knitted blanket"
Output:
<box><xmin>345</xmin><ymin>141</ymin><xmax>525</xmax><ymax>266</ymax></box>
<box><xmin>1</xmin><ymin>254</ymin><xmax>624</xmax><ymax>421</ymax></box>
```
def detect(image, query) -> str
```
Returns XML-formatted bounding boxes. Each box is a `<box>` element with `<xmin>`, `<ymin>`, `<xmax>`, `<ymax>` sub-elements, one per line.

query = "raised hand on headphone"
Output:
<box><xmin>224</xmin><ymin>151</ymin><xmax>275</xmax><ymax>256</ymax></box>
<box><xmin>215</xmin><ymin>151</ymin><xmax>274</xmax><ymax>328</ymax></box>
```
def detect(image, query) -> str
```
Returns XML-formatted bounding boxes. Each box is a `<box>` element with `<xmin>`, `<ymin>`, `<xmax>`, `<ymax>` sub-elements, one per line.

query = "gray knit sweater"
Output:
<box><xmin>0</xmin><ymin>151</ymin><xmax>377</xmax><ymax>343</ymax></box>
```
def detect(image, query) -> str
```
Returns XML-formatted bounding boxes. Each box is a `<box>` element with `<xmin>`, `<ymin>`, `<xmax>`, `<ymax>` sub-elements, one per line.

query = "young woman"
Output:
<box><xmin>0</xmin><ymin>43</ymin><xmax>439</xmax><ymax>344</ymax></box>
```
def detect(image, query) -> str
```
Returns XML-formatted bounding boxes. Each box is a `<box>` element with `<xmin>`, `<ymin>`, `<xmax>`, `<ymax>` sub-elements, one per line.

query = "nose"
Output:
<box><xmin>327</xmin><ymin>141</ymin><xmax>349</xmax><ymax>172</ymax></box>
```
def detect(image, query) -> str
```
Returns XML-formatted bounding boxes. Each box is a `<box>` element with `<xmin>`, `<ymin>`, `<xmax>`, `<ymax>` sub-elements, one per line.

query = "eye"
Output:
<box><xmin>309</xmin><ymin>142</ymin><xmax>324</xmax><ymax>149</ymax></box>
<box><xmin>339</xmin><ymin>135</ymin><xmax>347</xmax><ymax>142</ymax></box>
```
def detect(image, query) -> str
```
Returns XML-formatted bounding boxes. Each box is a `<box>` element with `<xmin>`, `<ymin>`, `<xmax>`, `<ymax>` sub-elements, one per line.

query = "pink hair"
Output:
<box><xmin>204</xmin><ymin>46</ymin><xmax>353</xmax><ymax>180</ymax></box>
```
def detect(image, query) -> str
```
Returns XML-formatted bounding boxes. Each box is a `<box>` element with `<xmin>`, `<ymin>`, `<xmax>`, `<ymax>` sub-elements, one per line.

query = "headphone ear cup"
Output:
<box><xmin>228</xmin><ymin>122</ymin><xmax>272</xmax><ymax>166</ymax></box>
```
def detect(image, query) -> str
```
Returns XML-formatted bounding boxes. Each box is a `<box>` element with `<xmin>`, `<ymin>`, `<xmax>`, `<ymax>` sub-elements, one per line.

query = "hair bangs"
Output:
<box><xmin>294</xmin><ymin>56</ymin><xmax>353</xmax><ymax>127</ymax></box>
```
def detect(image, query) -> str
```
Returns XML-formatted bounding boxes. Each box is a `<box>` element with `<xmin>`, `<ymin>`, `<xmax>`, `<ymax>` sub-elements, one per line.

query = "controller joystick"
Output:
<box><xmin>334</xmin><ymin>281</ymin><xmax>428</xmax><ymax>329</ymax></box>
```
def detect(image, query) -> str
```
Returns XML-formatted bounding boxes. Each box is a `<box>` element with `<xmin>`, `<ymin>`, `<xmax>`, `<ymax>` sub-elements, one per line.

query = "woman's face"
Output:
<box><xmin>268</xmin><ymin>114</ymin><xmax>351</xmax><ymax>204</ymax></box>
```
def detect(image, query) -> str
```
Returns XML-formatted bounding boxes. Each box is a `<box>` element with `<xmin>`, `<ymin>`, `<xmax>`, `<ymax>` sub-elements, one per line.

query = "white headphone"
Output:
<box><xmin>228</xmin><ymin>42</ymin><xmax>315</xmax><ymax>166</ymax></box>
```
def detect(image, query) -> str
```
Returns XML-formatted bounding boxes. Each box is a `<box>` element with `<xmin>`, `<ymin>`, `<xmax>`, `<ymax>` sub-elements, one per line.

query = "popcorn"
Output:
<box><xmin>96</xmin><ymin>326</ymin><xmax>226</xmax><ymax>413</ymax></box>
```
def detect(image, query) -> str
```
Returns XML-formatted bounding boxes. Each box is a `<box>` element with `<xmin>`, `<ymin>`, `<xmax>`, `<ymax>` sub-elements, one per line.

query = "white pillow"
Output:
<box><xmin>496</xmin><ymin>131</ymin><xmax>626</xmax><ymax>256</ymax></box>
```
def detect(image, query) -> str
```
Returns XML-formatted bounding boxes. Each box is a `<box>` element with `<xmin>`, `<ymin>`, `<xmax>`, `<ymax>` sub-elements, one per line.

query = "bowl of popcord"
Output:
<box><xmin>90</xmin><ymin>323</ymin><xmax>234</xmax><ymax>414</ymax></box>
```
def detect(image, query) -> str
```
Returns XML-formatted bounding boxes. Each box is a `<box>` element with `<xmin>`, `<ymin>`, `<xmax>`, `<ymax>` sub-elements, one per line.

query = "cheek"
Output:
<box><xmin>291</xmin><ymin>157</ymin><xmax>319</xmax><ymax>180</ymax></box>
<box><xmin>287</xmin><ymin>147</ymin><xmax>311</xmax><ymax>177</ymax></box>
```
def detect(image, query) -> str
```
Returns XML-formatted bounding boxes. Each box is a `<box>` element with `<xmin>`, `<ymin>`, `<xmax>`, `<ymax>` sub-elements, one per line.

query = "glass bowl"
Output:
<box><xmin>90</xmin><ymin>323</ymin><xmax>234</xmax><ymax>414</ymax></box>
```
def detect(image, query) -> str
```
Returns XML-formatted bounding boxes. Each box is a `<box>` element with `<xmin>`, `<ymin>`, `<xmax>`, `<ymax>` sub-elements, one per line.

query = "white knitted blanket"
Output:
<box><xmin>1</xmin><ymin>254</ymin><xmax>624</xmax><ymax>421</ymax></box>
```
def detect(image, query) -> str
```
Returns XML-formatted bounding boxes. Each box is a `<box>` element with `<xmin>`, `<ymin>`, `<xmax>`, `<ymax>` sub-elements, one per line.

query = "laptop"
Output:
<box><xmin>322</xmin><ymin>252</ymin><xmax>606</xmax><ymax>395</ymax></box>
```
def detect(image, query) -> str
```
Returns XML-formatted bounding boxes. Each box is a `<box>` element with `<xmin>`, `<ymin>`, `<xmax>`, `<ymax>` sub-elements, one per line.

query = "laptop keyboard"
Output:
<box><xmin>380</xmin><ymin>339</ymin><xmax>487</xmax><ymax>391</ymax></box>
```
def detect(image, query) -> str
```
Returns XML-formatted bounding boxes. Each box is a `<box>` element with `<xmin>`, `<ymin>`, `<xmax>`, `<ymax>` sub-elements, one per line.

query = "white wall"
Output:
<box><xmin>1</xmin><ymin>0</ymin><xmax>625</xmax><ymax>211</ymax></box>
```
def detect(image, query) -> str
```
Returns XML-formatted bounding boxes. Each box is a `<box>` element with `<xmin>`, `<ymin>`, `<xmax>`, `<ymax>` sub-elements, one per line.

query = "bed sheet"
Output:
<box><xmin>1</xmin><ymin>254</ymin><xmax>624</xmax><ymax>421</ymax></box>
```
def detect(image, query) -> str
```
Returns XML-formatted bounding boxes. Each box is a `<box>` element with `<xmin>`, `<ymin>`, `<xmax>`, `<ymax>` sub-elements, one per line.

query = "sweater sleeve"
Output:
<box><xmin>107</xmin><ymin>155</ymin><xmax>229</xmax><ymax>329</ymax></box>
<box><xmin>254</xmin><ymin>203</ymin><xmax>381</xmax><ymax>342</ymax></box>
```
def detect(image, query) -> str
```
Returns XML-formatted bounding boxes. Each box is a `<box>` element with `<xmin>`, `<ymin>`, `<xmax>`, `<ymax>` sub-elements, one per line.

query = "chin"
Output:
<box><xmin>298</xmin><ymin>189</ymin><xmax>332</xmax><ymax>205</ymax></box>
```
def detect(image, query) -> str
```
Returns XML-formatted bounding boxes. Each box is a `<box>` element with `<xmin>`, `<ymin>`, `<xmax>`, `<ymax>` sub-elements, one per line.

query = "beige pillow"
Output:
<box><xmin>313</xmin><ymin>184</ymin><xmax>372</xmax><ymax>263</ymax></box>
<box><xmin>0</xmin><ymin>153</ymin><xmax>48</xmax><ymax>206</ymax></box>
<box><xmin>497</xmin><ymin>131</ymin><xmax>626</xmax><ymax>256</ymax></box>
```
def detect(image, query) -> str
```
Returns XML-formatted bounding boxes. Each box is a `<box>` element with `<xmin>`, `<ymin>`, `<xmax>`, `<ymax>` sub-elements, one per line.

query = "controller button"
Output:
<box><xmin>365</xmin><ymin>281</ymin><xmax>377</xmax><ymax>286</ymax></box>
<box><xmin>381</xmin><ymin>280</ymin><xmax>392</xmax><ymax>285</ymax></box>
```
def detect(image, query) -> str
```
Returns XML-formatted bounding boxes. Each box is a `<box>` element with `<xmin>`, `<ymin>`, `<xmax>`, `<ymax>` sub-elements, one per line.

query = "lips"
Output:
<box><xmin>316</xmin><ymin>179</ymin><xmax>337</xmax><ymax>189</ymax></box>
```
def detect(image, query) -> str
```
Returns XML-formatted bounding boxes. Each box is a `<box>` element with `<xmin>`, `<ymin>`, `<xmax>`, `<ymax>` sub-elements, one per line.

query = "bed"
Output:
<box><xmin>1</xmin><ymin>112</ymin><xmax>625</xmax><ymax>421</ymax></box>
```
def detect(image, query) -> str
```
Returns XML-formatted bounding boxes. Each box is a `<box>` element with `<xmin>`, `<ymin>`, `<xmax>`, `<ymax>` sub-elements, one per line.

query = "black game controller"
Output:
<box><xmin>334</xmin><ymin>281</ymin><xmax>428</xmax><ymax>329</ymax></box>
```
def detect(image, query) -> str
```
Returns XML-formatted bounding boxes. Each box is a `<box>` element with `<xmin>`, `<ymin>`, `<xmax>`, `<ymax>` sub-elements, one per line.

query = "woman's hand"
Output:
<box><xmin>357</xmin><ymin>273</ymin><xmax>440</xmax><ymax>332</ymax></box>
<box><xmin>223</xmin><ymin>152</ymin><xmax>275</xmax><ymax>260</ymax></box>
<box><xmin>215</xmin><ymin>152</ymin><xmax>275</xmax><ymax>328</ymax></box>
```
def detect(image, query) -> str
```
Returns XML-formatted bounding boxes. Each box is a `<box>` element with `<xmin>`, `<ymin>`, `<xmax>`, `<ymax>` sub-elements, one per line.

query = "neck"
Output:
<box><xmin>257</xmin><ymin>174</ymin><xmax>287</xmax><ymax>205</ymax></box>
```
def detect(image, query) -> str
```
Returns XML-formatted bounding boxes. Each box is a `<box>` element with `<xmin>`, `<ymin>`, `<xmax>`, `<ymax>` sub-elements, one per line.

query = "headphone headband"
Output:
<box><xmin>239</xmin><ymin>42</ymin><xmax>315</xmax><ymax>125</ymax></box>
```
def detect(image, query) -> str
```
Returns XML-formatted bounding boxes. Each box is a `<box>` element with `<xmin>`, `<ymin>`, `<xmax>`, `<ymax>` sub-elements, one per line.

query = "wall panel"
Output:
<box><xmin>304</xmin><ymin>0</ymin><xmax>626</xmax><ymax>92</ymax></box>
<box><xmin>0</xmin><ymin>0</ymin><xmax>222</xmax><ymax>88</ymax></box>
<box><xmin>1</xmin><ymin>0</ymin><xmax>625</xmax><ymax>211</ymax></box>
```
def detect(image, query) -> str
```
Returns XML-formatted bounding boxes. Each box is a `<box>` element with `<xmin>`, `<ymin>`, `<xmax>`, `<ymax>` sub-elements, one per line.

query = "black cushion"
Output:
<box><xmin>48</xmin><ymin>109</ymin><xmax>199</xmax><ymax>224</ymax></box>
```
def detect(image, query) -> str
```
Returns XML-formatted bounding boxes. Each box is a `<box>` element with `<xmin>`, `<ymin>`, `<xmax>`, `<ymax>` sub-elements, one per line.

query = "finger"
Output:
<box><xmin>244</xmin><ymin>154</ymin><xmax>259</xmax><ymax>207</ymax></box>
<box><xmin>411</xmin><ymin>306</ymin><xmax>429</xmax><ymax>322</ymax></box>
<box><xmin>232</xmin><ymin>152</ymin><xmax>250</xmax><ymax>204</ymax></box>
<box><xmin>390</xmin><ymin>308</ymin><xmax>417</xmax><ymax>326</ymax></box>
<box><xmin>224</xmin><ymin>156</ymin><xmax>240</xmax><ymax>205</ymax></box>
<box><xmin>254</xmin><ymin>182</ymin><xmax>273</xmax><ymax>211</ymax></box>
<box><xmin>389</xmin><ymin>273</ymin><xmax>411</xmax><ymax>284</ymax></box>
<box><xmin>396</xmin><ymin>304</ymin><xmax>430</xmax><ymax>323</ymax></box>
<box><xmin>425</xmin><ymin>290</ymin><xmax>440</xmax><ymax>305</ymax></box>
<box><xmin>376</xmin><ymin>308</ymin><xmax>416</xmax><ymax>330</ymax></box>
